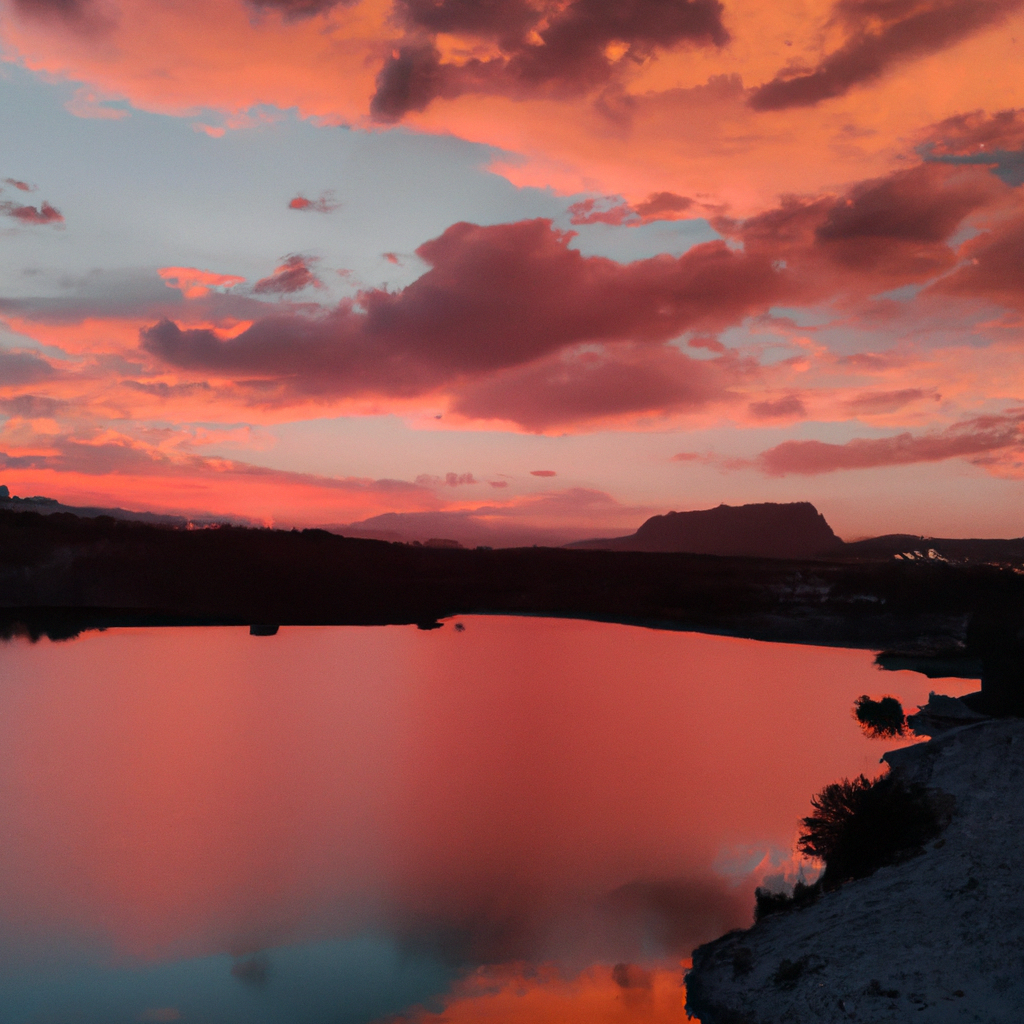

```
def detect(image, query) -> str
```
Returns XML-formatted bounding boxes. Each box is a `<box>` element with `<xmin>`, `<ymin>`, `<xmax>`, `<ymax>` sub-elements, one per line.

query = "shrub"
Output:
<box><xmin>798</xmin><ymin>773</ymin><xmax>946</xmax><ymax>889</ymax></box>
<box><xmin>853</xmin><ymin>695</ymin><xmax>906</xmax><ymax>738</ymax></box>
<box><xmin>754</xmin><ymin>879</ymin><xmax>822</xmax><ymax>921</ymax></box>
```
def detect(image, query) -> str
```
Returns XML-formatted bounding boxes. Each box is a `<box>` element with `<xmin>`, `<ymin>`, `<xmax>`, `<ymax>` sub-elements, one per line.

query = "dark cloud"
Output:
<box><xmin>246</xmin><ymin>0</ymin><xmax>356</xmax><ymax>18</ymax></box>
<box><xmin>13</xmin><ymin>0</ymin><xmax>90</xmax><ymax>20</ymax></box>
<box><xmin>230</xmin><ymin>954</ymin><xmax>269</xmax><ymax>986</ymax></box>
<box><xmin>414</xmin><ymin>472</ymin><xmax>478</xmax><ymax>487</ymax></box>
<box><xmin>288</xmin><ymin>191</ymin><xmax>340</xmax><ymax>213</ymax></box>
<box><xmin>398</xmin><ymin>0</ymin><xmax>539</xmax><ymax>40</ymax></box>
<box><xmin>373</xmin><ymin>0</ymin><xmax>728</xmax><ymax>121</ymax></box>
<box><xmin>141</xmin><ymin>218</ymin><xmax>790</xmax><ymax>420</ymax></box>
<box><xmin>0</xmin><ymin>394</ymin><xmax>65</xmax><ymax>417</ymax></box>
<box><xmin>921</xmin><ymin>108</ymin><xmax>1024</xmax><ymax>185</ymax></box>
<box><xmin>749</xmin><ymin>0</ymin><xmax>1022</xmax><ymax>111</ymax></box>
<box><xmin>843</xmin><ymin>388</ymin><xmax>936</xmax><ymax>413</ymax></box>
<box><xmin>930</xmin><ymin>213</ymin><xmax>1024</xmax><ymax>309</ymax></box>
<box><xmin>0</xmin><ymin>349</ymin><xmax>57</xmax><ymax>385</ymax></box>
<box><xmin>120</xmin><ymin>380</ymin><xmax>215</xmax><ymax>399</ymax></box>
<box><xmin>748</xmin><ymin>395</ymin><xmax>806</xmax><ymax>419</ymax></box>
<box><xmin>732</xmin><ymin>162</ymin><xmax>1005</xmax><ymax>283</ymax></box>
<box><xmin>1</xmin><ymin>201</ymin><xmax>64</xmax><ymax>225</ymax></box>
<box><xmin>137</xmin><ymin>158</ymin><xmax>1005</xmax><ymax>429</ymax></box>
<box><xmin>816</xmin><ymin>164</ymin><xmax>996</xmax><ymax>244</ymax></box>
<box><xmin>12</xmin><ymin>0</ymin><xmax>113</xmax><ymax>32</ymax></box>
<box><xmin>253</xmin><ymin>255</ymin><xmax>323</xmax><ymax>295</ymax></box>
<box><xmin>923</xmin><ymin>108</ymin><xmax>1024</xmax><ymax>156</ymax></box>
<box><xmin>634</xmin><ymin>191</ymin><xmax>694</xmax><ymax>219</ymax></box>
<box><xmin>755</xmin><ymin>411</ymin><xmax>1024</xmax><ymax>475</ymax></box>
<box><xmin>370</xmin><ymin>44</ymin><xmax>452</xmax><ymax>121</ymax></box>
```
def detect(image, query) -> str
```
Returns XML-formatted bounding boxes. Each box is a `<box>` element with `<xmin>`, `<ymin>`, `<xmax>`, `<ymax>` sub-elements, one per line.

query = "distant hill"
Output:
<box><xmin>0</xmin><ymin>485</ymin><xmax>233</xmax><ymax>528</ymax></box>
<box><xmin>567</xmin><ymin>502</ymin><xmax>844</xmax><ymax>559</ymax></box>
<box><xmin>841</xmin><ymin>533</ymin><xmax>1024</xmax><ymax>564</ymax></box>
<box><xmin>332</xmin><ymin>510</ymin><xmax>590</xmax><ymax>549</ymax></box>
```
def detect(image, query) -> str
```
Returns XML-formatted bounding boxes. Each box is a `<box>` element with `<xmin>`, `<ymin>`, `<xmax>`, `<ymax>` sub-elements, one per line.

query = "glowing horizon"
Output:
<box><xmin>2</xmin><ymin>0</ymin><xmax>1023</xmax><ymax>541</ymax></box>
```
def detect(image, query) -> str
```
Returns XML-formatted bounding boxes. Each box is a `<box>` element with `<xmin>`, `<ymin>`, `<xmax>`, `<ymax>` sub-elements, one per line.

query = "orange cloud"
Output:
<box><xmin>159</xmin><ymin>267</ymin><xmax>247</xmax><ymax>299</ymax></box>
<box><xmin>4</xmin><ymin>0</ymin><xmax>1023</xmax><ymax>212</ymax></box>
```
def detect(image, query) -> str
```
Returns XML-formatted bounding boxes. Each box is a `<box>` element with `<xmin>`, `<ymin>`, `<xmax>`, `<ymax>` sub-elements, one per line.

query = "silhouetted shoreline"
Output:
<box><xmin>3</xmin><ymin>505</ymin><xmax>1024</xmax><ymax>712</ymax></box>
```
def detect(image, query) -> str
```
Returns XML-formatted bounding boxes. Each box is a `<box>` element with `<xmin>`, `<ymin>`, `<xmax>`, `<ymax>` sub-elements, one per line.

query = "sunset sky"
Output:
<box><xmin>2</xmin><ymin>0</ymin><xmax>1023</xmax><ymax>542</ymax></box>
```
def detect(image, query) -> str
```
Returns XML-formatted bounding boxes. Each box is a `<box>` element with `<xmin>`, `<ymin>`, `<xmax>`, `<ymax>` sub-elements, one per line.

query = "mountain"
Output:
<box><xmin>567</xmin><ymin>502</ymin><xmax>844</xmax><ymax>559</ymax></box>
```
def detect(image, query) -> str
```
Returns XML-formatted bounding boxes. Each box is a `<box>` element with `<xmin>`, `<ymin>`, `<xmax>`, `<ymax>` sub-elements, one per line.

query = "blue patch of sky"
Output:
<box><xmin>765</xmin><ymin>306</ymin><xmax>835</xmax><ymax>328</ymax></box>
<box><xmin>871</xmin><ymin>283</ymin><xmax>923</xmax><ymax>302</ymax></box>
<box><xmin>1</xmin><ymin>66</ymin><xmax>718</xmax><ymax>310</ymax></box>
<box><xmin>919</xmin><ymin>143</ymin><xmax>1024</xmax><ymax>187</ymax></box>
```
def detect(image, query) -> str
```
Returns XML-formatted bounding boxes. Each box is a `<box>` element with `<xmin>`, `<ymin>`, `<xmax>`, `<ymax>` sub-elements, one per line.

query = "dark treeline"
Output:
<box><xmin>2</xmin><ymin>508</ymin><xmax>1024</xmax><ymax>712</ymax></box>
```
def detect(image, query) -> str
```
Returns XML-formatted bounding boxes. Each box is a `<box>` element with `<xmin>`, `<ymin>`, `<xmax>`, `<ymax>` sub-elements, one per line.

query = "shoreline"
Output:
<box><xmin>685</xmin><ymin>707</ymin><xmax>1024</xmax><ymax>1022</ymax></box>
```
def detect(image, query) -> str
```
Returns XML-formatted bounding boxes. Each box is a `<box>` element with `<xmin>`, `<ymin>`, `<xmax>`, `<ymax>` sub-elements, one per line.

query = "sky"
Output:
<box><xmin>1</xmin><ymin>0</ymin><xmax>1023</xmax><ymax>542</ymax></box>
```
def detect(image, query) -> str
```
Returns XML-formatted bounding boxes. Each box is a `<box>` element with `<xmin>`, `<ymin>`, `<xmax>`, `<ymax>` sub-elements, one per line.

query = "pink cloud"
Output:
<box><xmin>451</xmin><ymin>343</ymin><xmax>746</xmax><ymax>431</ymax></box>
<box><xmin>253</xmin><ymin>254</ymin><xmax>323</xmax><ymax>295</ymax></box>
<box><xmin>755</xmin><ymin>410</ymin><xmax>1024</xmax><ymax>475</ymax></box>
<box><xmin>843</xmin><ymin>388</ymin><xmax>938</xmax><ymax>414</ymax></box>
<box><xmin>567</xmin><ymin>197</ymin><xmax>636</xmax><ymax>227</ymax></box>
<box><xmin>140</xmin><ymin>217</ymin><xmax>789</xmax><ymax>421</ymax></box>
<box><xmin>135</xmin><ymin>156</ymin><xmax>1009</xmax><ymax>431</ymax></box>
<box><xmin>530</xmin><ymin>470</ymin><xmax>556</xmax><ymax>477</ymax></box>
<box><xmin>2</xmin><ymin>200</ymin><xmax>63</xmax><ymax>225</ymax></box>
<box><xmin>158</xmin><ymin>266</ymin><xmax>246</xmax><ymax>300</ymax></box>
<box><xmin>3</xmin><ymin>178</ymin><xmax>35</xmax><ymax>191</ymax></box>
<box><xmin>748</xmin><ymin>395</ymin><xmax>806</xmax><ymax>420</ymax></box>
<box><xmin>0</xmin><ymin>432</ymin><xmax>439</xmax><ymax>524</ymax></box>
<box><xmin>288</xmin><ymin>191</ymin><xmax>339</xmax><ymax>212</ymax></box>
<box><xmin>568</xmin><ymin>191</ymin><xmax>694</xmax><ymax>227</ymax></box>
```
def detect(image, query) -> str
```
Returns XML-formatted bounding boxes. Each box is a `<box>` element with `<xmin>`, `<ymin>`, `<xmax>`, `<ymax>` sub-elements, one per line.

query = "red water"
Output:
<box><xmin>0</xmin><ymin>618</ymin><xmax>970</xmax><ymax>1019</ymax></box>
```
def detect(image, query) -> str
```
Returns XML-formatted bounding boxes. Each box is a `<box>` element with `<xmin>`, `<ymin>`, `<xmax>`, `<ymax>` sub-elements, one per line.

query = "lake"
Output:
<box><xmin>0</xmin><ymin>617</ymin><xmax>970</xmax><ymax>1023</ymax></box>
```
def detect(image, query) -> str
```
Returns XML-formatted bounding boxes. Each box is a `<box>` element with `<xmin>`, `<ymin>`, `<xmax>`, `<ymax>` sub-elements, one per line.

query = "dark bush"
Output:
<box><xmin>854</xmin><ymin>694</ymin><xmax>906</xmax><ymax>738</ymax></box>
<box><xmin>799</xmin><ymin>773</ymin><xmax>947</xmax><ymax>889</ymax></box>
<box><xmin>754</xmin><ymin>879</ymin><xmax>822</xmax><ymax>921</ymax></box>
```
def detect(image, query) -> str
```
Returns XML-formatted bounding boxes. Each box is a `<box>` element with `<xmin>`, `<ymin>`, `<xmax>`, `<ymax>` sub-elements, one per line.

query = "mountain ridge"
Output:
<box><xmin>567</xmin><ymin>501</ymin><xmax>844</xmax><ymax>559</ymax></box>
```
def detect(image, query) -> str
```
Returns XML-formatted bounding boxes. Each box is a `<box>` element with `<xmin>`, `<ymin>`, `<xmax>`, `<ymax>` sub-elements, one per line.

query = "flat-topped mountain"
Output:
<box><xmin>568</xmin><ymin>501</ymin><xmax>844</xmax><ymax>559</ymax></box>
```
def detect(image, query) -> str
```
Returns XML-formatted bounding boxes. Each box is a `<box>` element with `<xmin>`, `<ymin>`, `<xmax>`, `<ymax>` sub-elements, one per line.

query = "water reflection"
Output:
<box><xmin>0</xmin><ymin>618</ymin><xmax>969</xmax><ymax>1022</ymax></box>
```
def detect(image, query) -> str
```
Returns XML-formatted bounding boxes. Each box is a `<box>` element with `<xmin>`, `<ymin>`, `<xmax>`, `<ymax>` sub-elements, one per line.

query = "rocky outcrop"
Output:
<box><xmin>686</xmin><ymin>714</ymin><xmax>1024</xmax><ymax>1022</ymax></box>
<box><xmin>569</xmin><ymin>502</ymin><xmax>843</xmax><ymax>559</ymax></box>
